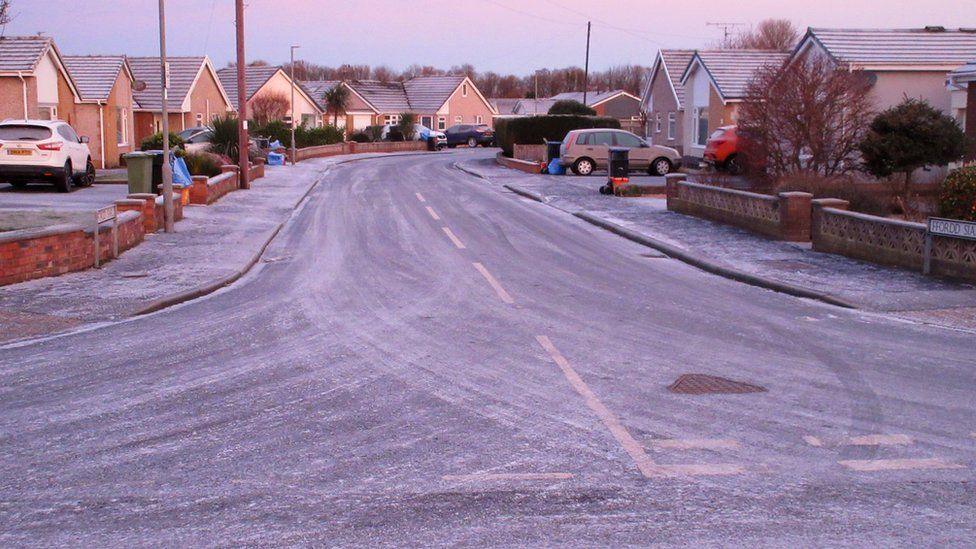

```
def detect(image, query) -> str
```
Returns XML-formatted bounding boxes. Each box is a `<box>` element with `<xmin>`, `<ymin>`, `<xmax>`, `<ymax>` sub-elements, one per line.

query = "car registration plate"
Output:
<box><xmin>7</xmin><ymin>149</ymin><xmax>32</xmax><ymax>156</ymax></box>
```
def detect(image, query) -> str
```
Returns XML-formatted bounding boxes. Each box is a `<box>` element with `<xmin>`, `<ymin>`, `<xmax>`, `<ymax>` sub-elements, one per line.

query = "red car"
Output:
<box><xmin>703</xmin><ymin>125</ymin><xmax>743</xmax><ymax>175</ymax></box>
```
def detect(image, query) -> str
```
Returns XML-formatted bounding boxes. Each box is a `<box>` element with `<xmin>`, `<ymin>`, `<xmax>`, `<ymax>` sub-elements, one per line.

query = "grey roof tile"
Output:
<box><xmin>490</xmin><ymin>97</ymin><xmax>521</xmax><ymax>115</ymax></box>
<box><xmin>216</xmin><ymin>65</ymin><xmax>281</xmax><ymax>110</ymax></box>
<box><xmin>130</xmin><ymin>56</ymin><xmax>206</xmax><ymax>111</ymax></box>
<box><xmin>807</xmin><ymin>28</ymin><xmax>976</xmax><ymax>66</ymax></box>
<box><xmin>403</xmin><ymin>75</ymin><xmax>465</xmax><ymax>111</ymax></box>
<box><xmin>62</xmin><ymin>56</ymin><xmax>127</xmax><ymax>101</ymax></box>
<box><xmin>550</xmin><ymin>90</ymin><xmax>632</xmax><ymax>106</ymax></box>
<box><xmin>660</xmin><ymin>49</ymin><xmax>695</xmax><ymax>108</ymax></box>
<box><xmin>0</xmin><ymin>36</ymin><xmax>51</xmax><ymax>72</ymax></box>
<box><xmin>691</xmin><ymin>50</ymin><xmax>790</xmax><ymax>100</ymax></box>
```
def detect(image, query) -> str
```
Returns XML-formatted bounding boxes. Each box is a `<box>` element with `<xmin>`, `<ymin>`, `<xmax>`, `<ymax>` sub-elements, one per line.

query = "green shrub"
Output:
<box><xmin>495</xmin><ymin>115</ymin><xmax>620</xmax><ymax>157</ymax></box>
<box><xmin>208</xmin><ymin>114</ymin><xmax>239</xmax><ymax>157</ymax></box>
<box><xmin>349</xmin><ymin>131</ymin><xmax>372</xmax><ymax>143</ymax></box>
<box><xmin>140</xmin><ymin>132</ymin><xmax>184</xmax><ymax>153</ymax></box>
<box><xmin>939</xmin><ymin>166</ymin><xmax>976</xmax><ymax>221</ymax></box>
<box><xmin>183</xmin><ymin>151</ymin><xmax>224</xmax><ymax>177</ymax></box>
<box><xmin>548</xmin><ymin>100</ymin><xmax>596</xmax><ymax>116</ymax></box>
<box><xmin>295</xmin><ymin>124</ymin><xmax>344</xmax><ymax>148</ymax></box>
<box><xmin>252</xmin><ymin>120</ymin><xmax>291</xmax><ymax>146</ymax></box>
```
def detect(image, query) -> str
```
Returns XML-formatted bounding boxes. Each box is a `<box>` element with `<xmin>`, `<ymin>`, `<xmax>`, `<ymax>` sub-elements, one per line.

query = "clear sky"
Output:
<box><xmin>7</xmin><ymin>0</ymin><xmax>976</xmax><ymax>74</ymax></box>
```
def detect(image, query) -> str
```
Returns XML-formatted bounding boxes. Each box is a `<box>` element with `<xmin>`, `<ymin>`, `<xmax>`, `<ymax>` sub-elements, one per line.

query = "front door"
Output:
<box><xmin>421</xmin><ymin>116</ymin><xmax>433</xmax><ymax>129</ymax></box>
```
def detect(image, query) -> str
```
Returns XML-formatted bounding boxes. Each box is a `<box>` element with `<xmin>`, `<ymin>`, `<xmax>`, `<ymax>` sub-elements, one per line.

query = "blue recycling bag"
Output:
<box><xmin>547</xmin><ymin>158</ymin><xmax>565</xmax><ymax>175</ymax></box>
<box><xmin>171</xmin><ymin>156</ymin><xmax>192</xmax><ymax>186</ymax></box>
<box><xmin>269</xmin><ymin>140</ymin><xmax>283</xmax><ymax>150</ymax></box>
<box><xmin>267</xmin><ymin>152</ymin><xmax>285</xmax><ymax>166</ymax></box>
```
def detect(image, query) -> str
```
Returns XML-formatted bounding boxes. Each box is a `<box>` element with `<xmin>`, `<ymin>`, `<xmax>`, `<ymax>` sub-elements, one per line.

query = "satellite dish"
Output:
<box><xmin>133</xmin><ymin>80</ymin><xmax>147</xmax><ymax>92</ymax></box>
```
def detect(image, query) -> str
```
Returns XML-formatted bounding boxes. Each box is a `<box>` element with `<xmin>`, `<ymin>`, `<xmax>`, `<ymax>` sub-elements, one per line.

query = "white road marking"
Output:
<box><xmin>535</xmin><ymin>335</ymin><xmax>662</xmax><ymax>478</ymax></box>
<box><xmin>415</xmin><ymin>192</ymin><xmax>426</xmax><ymax>202</ymax></box>
<box><xmin>425</xmin><ymin>206</ymin><xmax>440</xmax><ymax>220</ymax></box>
<box><xmin>655</xmin><ymin>463</ymin><xmax>747</xmax><ymax>477</ymax></box>
<box><xmin>804</xmin><ymin>434</ymin><xmax>913</xmax><ymax>447</ymax></box>
<box><xmin>473</xmin><ymin>262</ymin><xmax>513</xmax><ymax>303</ymax></box>
<box><xmin>651</xmin><ymin>438</ymin><xmax>740</xmax><ymax>451</ymax></box>
<box><xmin>442</xmin><ymin>227</ymin><xmax>466</xmax><ymax>249</ymax></box>
<box><xmin>839</xmin><ymin>458</ymin><xmax>963</xmax><ymax>472</ymax></box>
<box><xmin>442</xmin><ymin>472</ymin><xmax>574</xmax><ymax>482</ymax></box>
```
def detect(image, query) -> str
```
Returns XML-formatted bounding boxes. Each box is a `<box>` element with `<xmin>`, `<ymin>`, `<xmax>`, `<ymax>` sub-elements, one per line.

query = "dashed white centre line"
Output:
<box><xmin>651</xmin><ymin>438</ymin><xmax>740</xmax><ymax>450</ymax></box>
<box><xmin>442</xmin><ymin>227</ymin><xmax>466</xmax><ymax>249</ymax></box>
<box><xmin>839</xmin><ymin>458</ymin><xmax>963</xmax><ymax>472</ymax></box>
<box><xmin>425</xmin><ymin>206</ymin><xmax>440</xmax><ymax>220</ymax></box>
<box><xmin>804</xmin><ymin>434</ymin><xmax>913</xmax><ymax>447</ymax></box>
<box><xmin>442</xmin><ymin>472</ymin><xmax>574</xmax><ymax>483</ymax></box>
<box><xmin>415</xmin><ymin>192</ymin><xmax>426</xmax><ymax>202</ymax></box>
<box><xmin>473</xmin><ymin>262</ymin><xmax>513</xmax><ymax>303</ymax></box>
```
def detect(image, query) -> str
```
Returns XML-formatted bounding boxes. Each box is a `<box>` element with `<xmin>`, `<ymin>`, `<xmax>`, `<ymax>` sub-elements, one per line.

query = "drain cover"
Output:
<box><xmin>668</xmin><ymin>374</ymin><xmax>766</xmax><ymax>395</ymax></box>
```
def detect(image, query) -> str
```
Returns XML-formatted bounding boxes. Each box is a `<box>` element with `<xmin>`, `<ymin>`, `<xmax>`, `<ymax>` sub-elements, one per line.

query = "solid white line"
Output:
<box><xmin>839</xmin><ymin>458</ymin><xmax>963</xmax><ymax>472</ymax></box>
<box><xmin>415</xmin><ymin>192</ymin><xmax>426</xmax><ymax>202</ymax></box>
<box><xmin>426</xmin><ymin>206</ymin><xmax>440</xmax><ymax>220</ymax></box>
<box><xmin>655</xmin><ymin>463</ymin><xmax>747</xmax><ymax>477</ymax></box>
<box><xmin>473</xmin><ymin>262</ymin><xmax>513</xmax><ymax>303</ymax></box>
<box><xmin>442</xmin><ymin>472</ymin><xmax>574</xmax><ymax>482</ymax></box>
<box><xmin>535</xmin><ymin>335</ymin><xmax>662</xmax><ymax>478</ymax></box>
<box><xmin>442</xmin><ymin>227</ymin><xmax>466</xmax><ymax>249</ymax></box>
<box><xmin>650</xmin><ymin>438</ymin><xmax>740</xmax><ymax>450</ymax></box>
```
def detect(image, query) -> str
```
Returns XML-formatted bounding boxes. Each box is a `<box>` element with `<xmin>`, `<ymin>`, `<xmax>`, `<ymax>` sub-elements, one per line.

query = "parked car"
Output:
<box><xmin>380</xmin><ymin>123</ymin><xmax>446</xmax><ymax>147</ymax></box>
<box><xmin>560</xmin><ymin>128</ymin><xmax>680</xmax><ymax>176</ymax></box>
<box><xmin>444</xmin><ymin>124</ymin><xmax>495</xmax><ymax>148</ymax></box>
<box><xmin>703</xmin><ymin>125</ymin><xmax>742</xmax><ymax>174</ymax></box>
<box><xmin>0</xmin><ymin>119</ymin><xmax>95</xmax><ymax>192</ymax></box>
<box><xmin>178</xmin><ymin>126</ymin><xmax>215</xmax><ymax>153</ymax></box>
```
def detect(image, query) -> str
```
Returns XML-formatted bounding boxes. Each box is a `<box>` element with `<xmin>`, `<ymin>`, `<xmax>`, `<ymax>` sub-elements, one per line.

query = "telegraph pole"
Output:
<box><xmin>235</xmin><ymin>0</ymin><xmax>250</xmax><ymax>189</ymax></box>
<box><xmin>290</xmin><ymin>44</ymin><xmax>300</xmax><ymax>166</ymax></box>
<box><xmin>583</xmin><ymin>21</ymin><xmax>591</xmax><ymax>105</ymax></box>
<box><xmin>158</xmin><ymin>0</ymin><xmax>174</xmax><ymax>233</ymax></box>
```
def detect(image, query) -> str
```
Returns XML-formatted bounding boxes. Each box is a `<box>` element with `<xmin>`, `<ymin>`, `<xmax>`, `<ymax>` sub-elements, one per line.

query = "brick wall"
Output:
<box><xmin>190</xmin><ymin>166</ymin><xmax>239</xmax><ymax>205</ymax></box>
<box><xmin>514</xmin><ymin>144</ymin><xmax>546</xmax><ymax>162</ymax></box>
<box><xmin>665</xmin><ymin>174</ymin><xmax>812</xmax><ymax>242</ymax></box>
<box><xmin>0</xmin><ymin>211</ymin><xmax>144</xmax><ymax>286</ymax></box>
<box><xmin>495</xmin><ymin>152</ymin><xmax>542</xmax><ymax>174</ymax></box>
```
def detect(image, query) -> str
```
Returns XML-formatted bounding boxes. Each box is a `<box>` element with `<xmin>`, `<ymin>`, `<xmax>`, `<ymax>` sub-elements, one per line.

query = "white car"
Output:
<box><xmin>0</xmin><ymin>119</ymin><xmax>95</xmax><ymax>192</ymax></box>
<box><xmin>381</xmin><ymin>123</ymin><xmax>447</xmax><ymax>147</ymax></box>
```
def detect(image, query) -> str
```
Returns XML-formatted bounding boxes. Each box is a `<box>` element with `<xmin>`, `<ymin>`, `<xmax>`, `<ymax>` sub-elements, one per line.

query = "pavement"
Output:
<box><xmin>0</xmin><ymin>150</ymin><xmax>974</xmax><ymax>546</ymax></box>
<box><xmin>458</xmin><ymin>152</ymin><xmax>976</xmax><ymax>329</ymax></box>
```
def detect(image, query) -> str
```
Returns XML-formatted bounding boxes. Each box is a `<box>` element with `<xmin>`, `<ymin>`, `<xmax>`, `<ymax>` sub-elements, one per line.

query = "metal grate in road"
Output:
<box><xmin>668</xmin><ymin>374</ymin><xmax>767</xmax><ymax>395</ymax></box>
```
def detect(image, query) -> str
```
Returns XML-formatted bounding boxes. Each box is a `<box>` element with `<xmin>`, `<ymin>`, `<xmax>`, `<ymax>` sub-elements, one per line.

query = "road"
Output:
<box><xmin>1</xmin><ymin>150</ymin><xmax>974</xmax><ymax>546</ymax></box>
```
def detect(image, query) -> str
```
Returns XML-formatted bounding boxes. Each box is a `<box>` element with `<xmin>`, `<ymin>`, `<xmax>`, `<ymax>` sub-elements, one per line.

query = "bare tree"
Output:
<box><xmin>0</xmin><ymin>0</ymin><xmax>12</xmax><ymax>33</ymax></box>
<box><xmin>719</xmin><ymin>19</ymin><xmax>800</xmax><ymax>52</ymax></box>
<box><xmin>737</xmin><ymin>56</ymin><xmax>875</xmax><ymax>178</ymax></box>
<box><xmin>250</xmin><ymin>91</ymin><xmax>290</xmax><ymax>125</ymax></box>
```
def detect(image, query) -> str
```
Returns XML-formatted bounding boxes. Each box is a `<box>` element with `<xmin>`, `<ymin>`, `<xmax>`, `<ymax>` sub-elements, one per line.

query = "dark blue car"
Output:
<box><xmin>444</xmin><ymin>124</ymin><xmax>495</xmax><ymax>148</ymax></box>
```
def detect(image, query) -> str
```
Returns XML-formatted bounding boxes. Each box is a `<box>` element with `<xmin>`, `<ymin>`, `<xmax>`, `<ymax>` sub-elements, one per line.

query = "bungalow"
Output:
<box><xmin>217</xmin><ymin>65</ymin><xmax>322</xmax><ymax>128</ymax></box>
<box><xmin>301</xmin><ymin>80</ymin><xmax>375</xmax><ymax>134</ymax></box>
<box><xmin>129</xmin><ymin>56</ymin><xmax>233</xmax><ymax>145</ymax></box>
<box><xmin>61</xmin><ymin>56</ymin><xmax>136</xmax><ymax>169</ymax></box>
<box><xmin>949</xmin><ymin>61</ymin><xmax>976</xmax><ymax>161</ymax></box>
<box><xmin>0</xmin><ymin>35</ymin><xmax>80</xmax><ymax>123</ymax></box>
<box><xmin>344</xmin><ymin>75</ymin><xmax>497</xmax><ymax>130</ymax></box>
<box><xmin>679</xmin><ymin>50</ymin><xmax>789</xmax><ymax>160</ymax></box>
<box><xmin>641</xmin><ymin>49</ymin><xmax>695</xmax><ymax>153</ymax></box>
<box><xmin>549</xmin><ymin>90</ymin><xmax>641</xmax><ymax>129</ymax></box>
<box><xmin>791</xmin><ymin>27</ymin><xmax>976</xmax><ymax>115</ymax></box>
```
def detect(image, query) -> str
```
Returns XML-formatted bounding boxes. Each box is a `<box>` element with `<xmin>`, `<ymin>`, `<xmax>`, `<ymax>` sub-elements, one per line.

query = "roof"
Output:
<box><xmin>657</xmin><ymin>49</ymin><xmax>695</xmax><ymax>108</ymax></box>
<box><xmin>549</xmin><ymin>90</ymin><xmax>638</xmax><ymax>107</ymax></box>
<box><xmin>345</xmin><ymin>80</ymin><xmax>410</xmax><ymax>112</ymax></box>
<box><xmin>130</xmin><ymin>56</ymin><xmax>207</xmax><ymax>111</ymax></box>
<box><xmin>800</xmin><ymin>28</ymin><xmax>976</xmax><ymax>67</ymax></box>
<box><xmin>216</xmin><ymin>65</ymin><xmax>282</xmax><ymax>110</ymax></box>
<box><xmin>0</xmin><ymin>36</ymin><xmax>52</xmax><ymax>72</ymax></box>
<box><xmin>301</xmin><ymin>80</ymin><xmax>340</xmax><ymax>104</ymax></box>
<box><xmin>62</xmin><ymin>56</ymin><xmax>130</xmax><ymax>102</ymax></box>
<box><xmin>403</xmin><ymin>75</ymin><xmax>465</xmax><ymax>111</ymax></box>
<box><xmin>682</xmin><ymin>50</ymin><xmax>790</xmax><ymax>101</ymax></box>
<box><xmin>949</xmin><ymin>60</ymin><xmax>976</xmax><ymax>86</ymax></box>
<box><xmin>491</xmin><ymin>98</ymin><xmax>522</xmax><ymax>115</ymax></box>
<box><xmin>512</xmin><ymin>98</ymin><xmax>557</xmax><ymax>115</ymax></box>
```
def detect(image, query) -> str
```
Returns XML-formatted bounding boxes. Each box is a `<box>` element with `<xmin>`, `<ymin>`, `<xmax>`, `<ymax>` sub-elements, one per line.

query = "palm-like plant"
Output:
<box><xmin>323</xmin><ymin>84</ymin><xmax>351</xmax><ymax>127</ymax></box>
<box><xmin>208</xmin><ymin>114</ymin><xmax>240</xmax><ymax>158</ymax></box>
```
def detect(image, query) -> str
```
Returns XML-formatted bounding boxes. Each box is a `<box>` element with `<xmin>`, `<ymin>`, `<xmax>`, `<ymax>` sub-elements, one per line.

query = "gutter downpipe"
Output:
<box><xmin>97</xmin><ymin>101</ymin><xmax>106</xmax><ymax>169</ymax></box>
<box><xmin>17</xmin><ymin>71</ymin><xmax>28</xmax><ymax>119</ymax></box>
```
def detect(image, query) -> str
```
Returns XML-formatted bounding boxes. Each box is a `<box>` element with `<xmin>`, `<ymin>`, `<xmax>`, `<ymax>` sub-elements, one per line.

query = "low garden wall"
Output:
<box><xmin>495</xmin><ymin>152</ymin><xmax>542</xmax><ymax>174</ymax></box>
<box><xmin>0</xmin><ymin>210</ymin><xmax>144</xmax><ymax>286</ymax></box>
<box><xmin>290</xmin><ymin>141</ymin><xmax>427</xmax><ymax>162</ymax></box>
<box><xmin>514</xmin><ymin>144</ymin><xmax>546</xmax><ymax>163</ymax></box>
<box><xmin>666</xmin><ymin>174</ymin><xmax>812</xmax><ymax>241</ymax></box>
<box><xmin>190</xmin><ymin>165</ymin><xmax>239</xmax><ymax>205</ymax></box>
<box><xmin>811</xmin><ymin>199</ymin><xmax>976</xmax><ymax>282</ymax></box>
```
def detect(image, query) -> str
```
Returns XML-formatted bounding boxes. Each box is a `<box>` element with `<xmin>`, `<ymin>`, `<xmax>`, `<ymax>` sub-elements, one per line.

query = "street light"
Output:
<box><xmin>290</xmin><ymin>44</ymin><xmax>300</xmax><ymax>166</ymax></box>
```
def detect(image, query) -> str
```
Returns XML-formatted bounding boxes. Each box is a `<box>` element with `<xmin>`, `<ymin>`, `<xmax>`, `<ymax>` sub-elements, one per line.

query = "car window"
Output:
<box><xmin>0</xmin><ymin>124</ymin><xmax>52</xmax><ymax>141</ymax></box>
<box><xmin>57</xmin><ymin>125</ymin><xmax>78</xmax><ymax>142</ymax></box>
<box><xmin>613</xmin><ymin>132</ymin><xmax>643</xmax><ymax>147</ymax></box>
<box><xmin>590</xmin><ymin>131</ymin><xmax>613</xmax><ymax>146</ymax></box>
<box><xmin>710</xmin><ymin>129</ymin><xmax>727</xmax><ymax>140</ymax></box>
<box><xmin>188</xmin><ymin>131</ymin><xmax>212</xmax><ymax>143</ymax></box>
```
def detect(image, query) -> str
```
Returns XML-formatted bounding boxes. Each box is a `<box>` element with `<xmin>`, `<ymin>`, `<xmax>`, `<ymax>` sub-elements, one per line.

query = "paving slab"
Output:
<box><xmin>459</xmin><ymin>154</ymin><xmax>976</xmax><ymax>323</ymax></box>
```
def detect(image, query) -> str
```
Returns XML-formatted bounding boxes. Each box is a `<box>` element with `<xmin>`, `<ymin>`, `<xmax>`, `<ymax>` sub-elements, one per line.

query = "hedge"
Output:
<box><xmin>495</xmin><ymin>115</ymin><xmax>621</xmax><ymax>157</ymax></box>
<box><xmin>939</xmin><ymin>165</ymin><xmax>976</xmax><ymax>221</ymax></box>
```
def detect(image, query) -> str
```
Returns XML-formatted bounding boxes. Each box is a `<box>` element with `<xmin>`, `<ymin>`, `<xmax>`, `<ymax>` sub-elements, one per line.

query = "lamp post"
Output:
<box><xmin>290</xmin><ymin>44</ymin><xmax>300</xmax><ymax>166</ymax></box>
<box><xmin>158</xmin><ymin>0</ymin><xmax>174</xmax><ymax>233</ymax></box>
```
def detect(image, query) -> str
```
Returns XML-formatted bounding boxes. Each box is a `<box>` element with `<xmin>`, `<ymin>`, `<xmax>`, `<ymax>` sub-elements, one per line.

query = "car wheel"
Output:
<box><xmin>572</xmin><ymin>158</ymin><xmax>595</xmax><ymax>176</ymax></box>
<box><xmin>725</xmin><ymin>154</ymin><xmax>742</xmax><ymax>176</ymax></box>
<box><xmin>467</xmin><ymin>137</ymin><xmax>478</xmax><ymax>148</ymax></box>
<box><xmin>651</xmin><ymin>157</ymin><xmax>672</xmax><ymax>176</ymax></box>
<box><xmin>9</xmin><ymin>180</ymin><xmax>28</xmax><ymax>189</ymax></box>
<box><xmin>74</xmin><ymin>158</ymin><xmax>96</xmax><ymax>187</ymax></box>
<box><xmin>55</xmin><ymin>161</ymin><xmax>72</xmax><ymax>193</ymax></box>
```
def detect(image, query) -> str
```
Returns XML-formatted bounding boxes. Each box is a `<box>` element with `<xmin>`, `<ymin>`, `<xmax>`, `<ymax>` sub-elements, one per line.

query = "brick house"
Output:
<box><xmin>641</xmin><ymin>49</ymin><xmax>694</xmax><ymax>153</ymax></box>
<box><xmin>301</xmin><ymin>80</ymin><xmax>376</xmax><ymax>135</ymax></box>
<box><xmin>679</xmin><ymin>50</ymin><xmax>789</xmax><ymax>161</ymax></box>
<box><xmin>949</xmin><ymin>61</ymin><xmax>976</xmax><ymax>161</ymax></box>
<box><xmin>217</xmin><ymin>65</ymin><xmax>323</xmax><ymax>128</ymax></box>
<box><xmin>549</xmin><ymin>90</ymin><xmax>641</xmax><ymax>129</ymax></box>
<box><xmin>344</xmin><ymin>76</ymin><xmax>497</xmax><ymax>130</ymax></box>
<box><xmin>61</xmin><ymin>56</ymin><xmax>136</xmax><ymax>169</ymax></box>
<box><xmin>0</xmin><ymin>36</ymin><xmax>80</xmax><ymax>123</ymax></box>
<box><xmin>129</xmin><ymin>56</ymin><xmax>233</xmax><ymax>145</ymax></box>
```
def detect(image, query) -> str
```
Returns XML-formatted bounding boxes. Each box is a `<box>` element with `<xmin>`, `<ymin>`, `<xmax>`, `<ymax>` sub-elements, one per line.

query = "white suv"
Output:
<box><xmin>0</xmin><ymin>119</ymin><xmax>95</xmax><ymax>192</ymax></box>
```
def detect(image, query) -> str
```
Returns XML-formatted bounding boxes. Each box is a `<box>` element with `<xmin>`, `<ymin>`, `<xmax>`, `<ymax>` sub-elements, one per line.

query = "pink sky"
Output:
<box><xmin>9</xmin><ymin>0</ymin><xmax>976</xmax><ymax>73</ymax></box>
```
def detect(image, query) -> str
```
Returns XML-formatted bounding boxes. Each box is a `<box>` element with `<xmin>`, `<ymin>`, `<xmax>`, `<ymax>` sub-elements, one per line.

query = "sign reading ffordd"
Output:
<box><xmin>928</xmin><ymin>217</ymin><xmax>976</xmax><ymax>241</ymax></box>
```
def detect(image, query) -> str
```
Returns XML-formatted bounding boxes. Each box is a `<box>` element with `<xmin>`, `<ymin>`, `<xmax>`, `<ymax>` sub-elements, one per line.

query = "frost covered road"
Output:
<box><xmin>1</xmin><ymin>150</ymin><xmax>974</xmax><ymax>546</ymax></box>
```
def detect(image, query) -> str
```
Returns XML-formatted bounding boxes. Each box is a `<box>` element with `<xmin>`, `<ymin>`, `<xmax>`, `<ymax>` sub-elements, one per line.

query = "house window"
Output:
<box><xmin>437</xmin><ymin>116</ymin><xmax>446</xmax><ymax>130</ymax></box>
<box><xmin>153</xmin><ymin>119</ymin><xmax>161</xmax><ymax>133</ymax></box>
<box><xmin>196</xmin><ymin>113</ymin><xmax>203</xmax><ymax>124</ymax></box>
<box><xmin>455</xmin><ymin>115</ymin><xmax>462</xmax><ymax>124</ymax></box>
<box><xmin>117</xmin><ymin>107</ymin><xmax>128</xmax><ymax>145</ymax></box>
<box><xmin>39</xmin><ymin>106</ymin><xmax>58</xmax><ymax>120</ymax></box>
<box><xmin>694</xmin><ymin>108</ymin><xmax>709</xmax><ymax>146</ymax></box>
<box><xmin>462</xmin><ymin>84</ymin><xmax>468</xmax><ymax>97</ymax></box>
<box><xmin>667</xmin><ymin>112</ymin><xmax>676</xmax><ymax>140</ymax></box>
<box><xmin>301</xmin><ymin>113</ymin><xmax>315</xmax><ymax>127</ymax></box>
<box><xmin>384</xmin><ymin>114</ymin><xmax>400</xmax><ymax>125</ymax></box>
<box><xmin>475</xmin><ymin>115</ymin><xmax>483</xmax><ymax>124</ymax></box>
<box><xmin>655</xmin><ymin>113</ymin><xmax>662</xmax><ymax>133</ymax></box>
<box><xmin>421</xmin><ymin>115</ymin><xmax>433</xmax><ymax>128</ymax></box>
